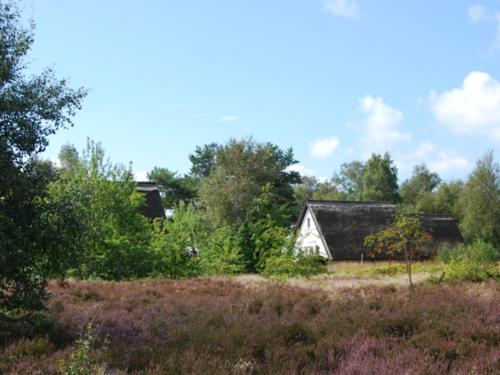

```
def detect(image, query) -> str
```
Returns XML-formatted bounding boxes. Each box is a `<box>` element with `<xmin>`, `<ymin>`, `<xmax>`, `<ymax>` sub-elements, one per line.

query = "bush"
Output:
<box><xmin>443</xmin><ymin>258</ymin><xmax>499</xmax><ymax>282</ymax></box>
<box><xmin>261</xmin><ymin>253</ymin><xmax>327</xmax><ymax>278</ymax></box>
<box><xmin>150</xmin><ymin>202</ymin><xmax>203</xmax><ymax>278</ymax></box>
<box><xmin>58</xmin><ymin>322</ymin><xmax>108</xmax><ymax>375</ymax></box>
<box><xmin>466</xmin><ymin>240</ymin><xmax>500</xmax><ymax>263</ymax></box>
<box><xmin>437</xmin><ymin>240</ymin><xmax>499</xmax><ymax>263</ymax></box>
<box><xmin>433</xmin><ymin>240</ymin><xmax>500</xmax><ymax>282</ymax></box>
<box><xmin>198</xmin><ymin>226</ymin><xmax>246</xmax><ymax>276</ymax></box>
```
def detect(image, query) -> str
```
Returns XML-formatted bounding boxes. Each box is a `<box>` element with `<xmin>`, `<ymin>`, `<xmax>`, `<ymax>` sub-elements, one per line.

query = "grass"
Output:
<box><xmin>328</xmin><ymin>260</ymin><xmax>447</xmax><ymax>277</ymax></box>
<box><xmin>1</xmin><ymin>276</ymin><xmax>499</xmax><ymax>374</ymax></box>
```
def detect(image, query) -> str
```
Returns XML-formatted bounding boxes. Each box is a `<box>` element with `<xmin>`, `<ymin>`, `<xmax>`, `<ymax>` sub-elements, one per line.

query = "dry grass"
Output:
<box><xmin>229</xmin><ymin>260</ymin><xmax>442</xmax><ymax>292</ymax></box>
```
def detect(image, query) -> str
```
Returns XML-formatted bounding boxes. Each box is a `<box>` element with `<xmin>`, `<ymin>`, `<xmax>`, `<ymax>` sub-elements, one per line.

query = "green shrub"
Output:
<box><xmin>1</xmin><ymin>337</ymin><xmax>54</xmax><ymax>365</ymax></box>
<box><xmin>150</xmin><ymin>202</ymin><xmax>203</xmax><ymax>278</ymax></box>
<box><xmin>435</xmin><ymin>242</ymin><xmax>457</xmax><ymax>263</ymax></box>
<box><xmin>466</xmin><ymin>240</ymin><xmax>499</xmax><ymax>263</ymax></box>
<box><xmin>373</xmin><ymin>264</ymin><xmax>405</xmax><ymax>276</ymax></box>
<box><xmin>441</xmin><ymin>258</ymin><xmax>499</xmax><ymax>282</ymax></box>
<box><xmin>58</xmin><ymin>322</ymin><xmax>107</xmax><ymax>375</ymax></box>
<box><xmin>198</xmin><ymin>226</ymin><xmax>246</xmax><ymax>276</ymax></box>
<box><xmin>261</xmin><ymin>253</ymin><xmax>327</xmax><ymax>278</ymax></box>
<box><xmin>432</xmin><ymin>240</ymin><xmax>500</xmax><ymax>283</ymax></box>
<box><xmin>437</xmin><ymin>240</ymin><xmax>499</xmax><ymax>263</ymax></box>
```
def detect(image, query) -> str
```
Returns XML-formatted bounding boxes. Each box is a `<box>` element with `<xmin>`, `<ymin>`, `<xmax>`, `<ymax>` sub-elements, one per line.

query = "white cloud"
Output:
<box><xmin>358</xmin><ymin>95</ymin><xmax>409</xmax><ymax>154</ymax></box>
<box><xmin>134</xmin><ymin>170</ymin><xmax>149</xmax><ymax>181</ymax></box>
<box><xmin>218</xmin><ymin>115</ymin><xmax>241</xmax><ymax>122</ymax></box>
<box><xmin>428</xmin><ymin>151</ymin><xmax>470</xmax><ymax>175</ymax></box>
<box><xmin>467</xmin><ymin>5</ymin><xmax>500</xmax><ymax>53</ymax></box>
<box><xmin>396</xmin><ymin>141</ymin><xmax>470</xmax><ymax>177</ymax></box>
<box><xmin>322</xmin><ymin>0</ymin><xmax>360</xmax><ymax>19</ymax></box>
<box><xmin>468</xmin><ymin>4</ymin><xmax>486</xmax><ymax>23</ymax></box>
<box><xmin>429</xmin><ymin>71</ymin><xmax>500</xmax><ymax>140</ymax></box>
<box><xmin>311</xmin><ymin>136</ymin><xmax>340</xmax><ymax>159</ymax></box>
<box><xmin>286</xmin><ymin>163</ymin><xmax>316</xmax><ymax>176</ymax></box>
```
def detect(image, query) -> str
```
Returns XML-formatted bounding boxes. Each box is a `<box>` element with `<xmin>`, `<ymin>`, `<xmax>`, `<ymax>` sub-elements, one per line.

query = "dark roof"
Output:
<box><xmin>297</xmin><ymin>200</ymin><xmax>463</xmax><ymax>260</ymax></box>
<box><xmin>136</xmin><ymin>182</ymin><xmax>165</xmax><ymax>218</ymax></box>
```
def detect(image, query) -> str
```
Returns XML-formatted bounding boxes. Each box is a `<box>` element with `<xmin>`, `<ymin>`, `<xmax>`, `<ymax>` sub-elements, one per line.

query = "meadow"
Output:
<box><xmin>1</xmin><ymin>263</ymin><xmax>499</xmax><ymax>375</ymax></box>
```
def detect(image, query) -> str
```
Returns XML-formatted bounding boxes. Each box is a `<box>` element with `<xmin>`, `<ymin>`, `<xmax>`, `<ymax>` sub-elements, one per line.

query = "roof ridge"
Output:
<box><xmin>306</xmin><ymin>199</ymin><xmax>394</xmax><ymax>205</ymax></box>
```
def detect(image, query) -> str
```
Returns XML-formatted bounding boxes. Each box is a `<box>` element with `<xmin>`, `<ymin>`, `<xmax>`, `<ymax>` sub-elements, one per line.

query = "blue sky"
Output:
<box><xmin>24</xmin><ymin>0</ymin><xmax>500</xmax><ymax>181</ymax></box>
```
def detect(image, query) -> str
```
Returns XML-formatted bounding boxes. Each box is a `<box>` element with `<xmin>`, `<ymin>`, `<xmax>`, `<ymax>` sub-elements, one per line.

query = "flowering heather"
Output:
<box><xmin>0</xmin><ymin>278</ymin><xmax>499</xmax><ymax>374</ymax></box>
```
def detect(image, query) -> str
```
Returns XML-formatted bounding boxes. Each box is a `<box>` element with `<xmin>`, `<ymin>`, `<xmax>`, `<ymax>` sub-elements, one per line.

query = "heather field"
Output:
<box><xmin>1</xmin><ymin>274</ymin><xmax>499</xmax><ymax>375</ymax></box>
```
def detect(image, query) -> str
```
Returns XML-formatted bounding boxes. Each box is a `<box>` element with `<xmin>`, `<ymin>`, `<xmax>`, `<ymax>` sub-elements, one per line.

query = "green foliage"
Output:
<box><xmin>261</xmin><ymin>253</ymin><xmax>327</xmax><ymax>278</ymax></box>
<box><xmin>459</xmin><ymin>150</ymin><xmax>500</xmax><ymax>247</ymax></box>
<box><xmin>433</xmin><ymin>241</ymin><xmax>499</xmax><ymax>282</ymax></box>
<box><xmin>253</xmin><ymin>221</ymin><xmax>292</xmax><ymax>270</ymax></box>
<box><xmin>432</xmin><ymin>258</ymin><xmax>499</xmax><ymax>283</ymax></box>
<box><xmin>235</xmin><ymin>184</ymin><xmax>295</xmax><ymax>271</ymax></box>
<box><xmin>293</xmin><ymin>175</ymin><xmax>319</xmax><ymax>206</ymax></box>
<box><xmin>0</xmin><ymin>1</ymin><xmax>86</xmax><ymax>318</ymax></box>
<box><xmin>365</xmin><ymin>213</ymin><xmax>432</xmax><ymax>291</ymax></box>
<box><xmin>332</xmin><ymin>160</ymin><xmax>365</xmax><ymax>200</ymax></box>
<box><xmin>198</xmin><ymin>137</ymin><xmax>300</xmax><ymax>228</ymax></box>
<box><xmin>362</xmin><ymin>153</ymin><xmax>400</xmax><ymax>202</ymax></box>
<box><xmin>400</xmin><ymin>164</ymin><xmax>441</xmax><ymax>207</ymax></box>
<box><xmin>58</xmin><ymin>322</ymin><xmax>107</xmax><ymax>375</ymax></box>
<box><xmin>147</xmin><ymin>167</ymin><xmax>197</xmax><ymax>208</ymax></box>
<box><xmin>188</xmin><ymin>142</ymin><xmax>222</xmax><ymax>179</ymax></box>
<box><xmin>198</xmin><ymin>226</ymin><xmax>245</xmax><ymax>275</ymax></box>
<box><xmin>413</xmin><ymin>180</ymin><xmax>464</xmax><ymax>216</ymax></box>
<box><xmin>150</xmin><ymin>201</ymin><xmax>203</xmax><ymax>278</ymax></box>
<box><xmin>45</xmin><ymin>140</ymin><xmax>153</xmax><ymax>280</ymax></box>
<box><xmin>311</xmin><ymin>180</ymin><xmax>345</xmax><ymax>200</ymax></box>
<box><xmin>437</xmin><ymin>240</ymin><xmax>499</xmax><ymax>263</ymax></box>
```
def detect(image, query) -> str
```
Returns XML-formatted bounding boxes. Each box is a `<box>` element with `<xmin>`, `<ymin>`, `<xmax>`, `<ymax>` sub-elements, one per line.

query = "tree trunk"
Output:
<box><xmin>405</xmin><ymin>251</ymin><xmax>415</xmax><ymax>295</ymax></box>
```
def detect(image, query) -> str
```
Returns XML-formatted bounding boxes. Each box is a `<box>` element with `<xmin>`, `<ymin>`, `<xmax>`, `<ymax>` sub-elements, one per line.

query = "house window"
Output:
<box><xmin>307</xmin><ymin>218</ymin><xmax>310</xmax><ymax>228</ymax></box>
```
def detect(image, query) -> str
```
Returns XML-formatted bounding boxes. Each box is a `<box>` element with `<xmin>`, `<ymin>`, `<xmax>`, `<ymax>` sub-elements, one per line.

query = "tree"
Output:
<box><xmin>198</xmin><ymin>226</ymin><xmax>245</xmax><ymax>275</ymax></box>
<box><xmin>188</xmin><ymin>142</ymin><xmax>222</xmax><ymax>179</ymax></box>
<box><xmin>401</xmin><ymin>164</ymin><xmax>441</xmax><ymax>207</ymax></box>
<box><xmin>58</xmin><ymin>143</ymin><xmax>80</xmax><ymax>175</ymax></box>
<box><xmin>332</xmin><ymin>160</ymin><xmax>365</xmax><ymax>199</ymax></box>
<box><xmin>148</xmin><ymin>167</ymin><xmax>197</xmax><ymax>208</ymax></box>
<box><xmin>362</xmin><ymin>153</ymin><xmax>400</xmax><ymax>202</ymax></box>
<box><xmin>150</xmin><ymin>201</ymin><xmax>203</xmax><ymax>278</ymax></box>
<box><xmin>364</xmin><ymin>213</ymin><xmax>432</xmax><ymax>293</ymax></box>
<box><xmin>46</xmin><ymin>140</ymin><xmax>153</xmax><ymax>280</ymax></box>
<box><xmin>459</xmin><ymin>151</ymin><xmax>500</xmax><ymax>247</ymax></box>
<box><xmin>293</xmin><ymin>175</ymin><xmax>319</xmax><ymax>206</ymax></box>
<box><xmin>198</xmin><ymin>137</ymin><xmax>300</xmax><ymax>227</ymax></box>
<box><xmin>312</xmin><ymin>180</ymin><xmax>345</xmax><ymax>201</ymax></box>
<box><xmin>0</xmin><ymin>2</ymin><xmax>86</xmax><ymax>318</ymax></box>
<box><xmin>414</xmin><ymin>180</ymin><xmax>463</xmax><ymax>217</ymax></box>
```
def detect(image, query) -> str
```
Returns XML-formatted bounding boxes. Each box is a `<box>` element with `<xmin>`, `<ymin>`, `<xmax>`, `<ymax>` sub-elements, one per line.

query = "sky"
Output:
<box><xmin>22</xmin><ymin>0</ymin><xmax>500</xmax><ymax>182</ymax></box>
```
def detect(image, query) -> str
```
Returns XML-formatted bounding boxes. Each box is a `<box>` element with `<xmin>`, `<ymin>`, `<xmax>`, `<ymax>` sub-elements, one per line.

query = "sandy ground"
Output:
<box><xmin>224</xmin><ymin>272</ymin><xmax>434</xmax><ymax>292</ymax></box>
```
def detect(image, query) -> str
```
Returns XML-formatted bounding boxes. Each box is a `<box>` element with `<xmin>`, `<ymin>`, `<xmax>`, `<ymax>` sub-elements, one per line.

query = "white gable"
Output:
<box><xmin>296</xmin><ymin>207</ymin><xmax>330</xmax><ymax>258</ymax></box>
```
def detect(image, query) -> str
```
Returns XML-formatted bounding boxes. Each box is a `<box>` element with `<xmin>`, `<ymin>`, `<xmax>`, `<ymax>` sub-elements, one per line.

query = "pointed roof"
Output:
<box><xmin>136</xmin><ymin>182</ymin><xmax>165</xmax><ymax>218</ymax></box>
<box><xmin>297</xmin><ymin>200</ymin><xmax>462</xmax><ymax>260</ymax></box>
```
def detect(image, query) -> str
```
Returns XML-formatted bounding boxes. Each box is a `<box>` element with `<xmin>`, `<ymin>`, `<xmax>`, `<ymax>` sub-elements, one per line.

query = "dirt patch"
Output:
<box><xmin>228</xmin><ymin>272</ymin><xmax>433</xmax><ymax>293</ymax></box>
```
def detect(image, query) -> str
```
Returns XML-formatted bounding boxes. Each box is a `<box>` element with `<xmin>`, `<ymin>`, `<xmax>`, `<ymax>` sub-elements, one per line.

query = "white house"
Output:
<box><xmin>295</xmin><ymin>200</ymin><xmax>463</xmax><ymax>260</ymax></box>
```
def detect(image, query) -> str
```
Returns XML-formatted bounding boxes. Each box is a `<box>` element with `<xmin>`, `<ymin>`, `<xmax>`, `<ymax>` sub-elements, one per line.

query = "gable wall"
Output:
<box><xmin>297</xmin><ymin>207</ymin><xmax>330</xmax><ymax>258</ymax></box>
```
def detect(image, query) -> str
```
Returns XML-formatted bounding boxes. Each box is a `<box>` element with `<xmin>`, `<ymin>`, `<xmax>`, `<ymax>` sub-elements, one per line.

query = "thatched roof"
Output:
<box><xmin>297</xmin><ymin>200</ymin><xmax>462</xmax><ymax>260</ymax></box>
<box><xmin>136</xmin><ymin>182</ymin><xmax>165</xmax><ymax>218</ymax></box>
